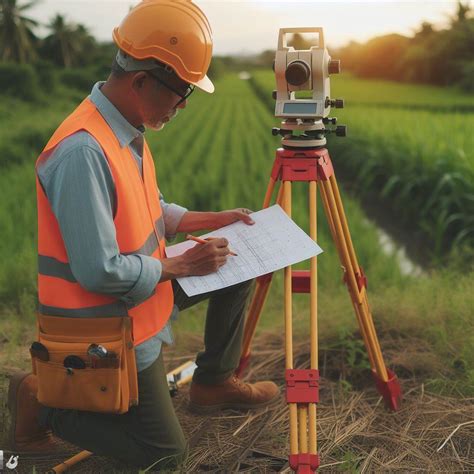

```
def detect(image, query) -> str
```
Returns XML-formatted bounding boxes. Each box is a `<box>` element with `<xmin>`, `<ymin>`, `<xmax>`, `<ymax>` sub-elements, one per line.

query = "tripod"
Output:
<box><xmin>236</xmin><ymin>144</ymin><xmax>401</xmax><ymax>473</ymax></box>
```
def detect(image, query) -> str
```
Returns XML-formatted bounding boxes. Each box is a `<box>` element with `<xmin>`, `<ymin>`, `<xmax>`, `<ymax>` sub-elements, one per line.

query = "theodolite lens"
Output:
<box><xmin>285</xmin><ymin>60</ymin><xmax>311</xmax><ymax>86</ymax></box>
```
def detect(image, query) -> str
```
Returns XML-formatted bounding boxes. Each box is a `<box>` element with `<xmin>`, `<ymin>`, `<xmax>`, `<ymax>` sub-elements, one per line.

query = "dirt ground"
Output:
<box><xmin>1</xmin><ymin>332</ymin><xmax>473</xmax><ymax>473</ymax></box>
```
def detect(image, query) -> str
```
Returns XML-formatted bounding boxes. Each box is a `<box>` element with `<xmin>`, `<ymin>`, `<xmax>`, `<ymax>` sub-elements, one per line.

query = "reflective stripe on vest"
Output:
<box><xmin>38</xmin><ymin>215</ymin><xmax>166</xmax><ymax>282</ymax></box>
<box><xmin>36</xmin><ymin>97</ymin><xmax>174</xmax><ymax>345</ymax></box>
<box><xmin>38</xmin><ymin>301</ymin><xmax>129</xmax><ymax>318</ymax></box>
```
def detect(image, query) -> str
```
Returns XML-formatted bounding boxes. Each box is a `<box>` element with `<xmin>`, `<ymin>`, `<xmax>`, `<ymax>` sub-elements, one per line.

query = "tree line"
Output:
<box><xmin>334</xmin><ymin>2</ymin><xmax>473</xmax><ymax>92</ymax></box>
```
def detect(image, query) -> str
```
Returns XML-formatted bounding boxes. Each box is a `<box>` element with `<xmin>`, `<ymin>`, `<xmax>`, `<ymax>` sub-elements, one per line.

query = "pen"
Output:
<box><xmin>186</xmin><ymin>234</ymin><xmax>238</xmax><ymax>256</ymax></box>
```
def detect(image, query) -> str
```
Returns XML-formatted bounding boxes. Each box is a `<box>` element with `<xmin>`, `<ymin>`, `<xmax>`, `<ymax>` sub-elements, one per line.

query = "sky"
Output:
<box><xmin>28</xmin><ymin>0</ymin><xmax>459</xmax><ymax>55</ymax></box>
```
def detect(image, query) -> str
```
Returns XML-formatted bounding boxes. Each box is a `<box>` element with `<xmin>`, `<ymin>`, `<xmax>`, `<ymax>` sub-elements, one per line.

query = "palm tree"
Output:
<box><xmin>0</xmin><ymin>0</ymin><xmax>39</xmax><ymax>63</ymax></box>
<box><xmin>42</xmin><ymin>14</ymin><xmax>78</xmax><ymax>67</ymax></box>
<box><xmin>453</xmin><ymin>1</ymin><xmax>470</xmax><ymax>23</ymax></box>
<box><xmin>74</xmin><ymin>23</ymin><xmax>96</xmax><ymax>61</ymax></box>
<box><xmin>41</xmin><ymin>14</ymin><xmax>95</xmax><ymax>67</ymax></box>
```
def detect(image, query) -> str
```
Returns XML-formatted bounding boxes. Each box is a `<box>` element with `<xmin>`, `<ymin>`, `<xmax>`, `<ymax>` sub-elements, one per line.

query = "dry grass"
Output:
<box><xmin>174</xmin><ymin>333</ymin><xmax>474</xmax><ymax>473</ymax></box>
<box><xmin>1</xmin><ymin>331</ymin><xmax>473</xmax><ymax>473</ymax></box>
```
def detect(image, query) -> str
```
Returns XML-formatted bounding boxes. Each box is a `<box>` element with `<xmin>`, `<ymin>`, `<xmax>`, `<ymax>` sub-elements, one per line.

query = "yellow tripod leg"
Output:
<box><xmin>329</xmin><ymin>176</ymin><xmax>388</xmax><ymax>374</ymax></box>
<box><xmin>320</xmin><ymin>176</ymin><xmax>388</xmax><ymax>379</ymax></box>
<box><xmin>287</xmin><ymin>179</ymin><xmax>320</xmax><ymax>472</ymax></box>
<box><xmin>281</xmin><ymin>181</ymin><xmax>299</xmax><ymax>456</ymax></box>
<box><xmin>317</xmin><ymin>166</ymin><xmax>401</xmax><ymax>410</ymax></box>
<box><xmin>299</xmin><ymin>406</ymin><xmax>308</xmax><ymax>454</ymax></box>
<box><xmin>327</xmin><ymin>175</ymin><xmax>388</xmax><ymax>380</ymax></box>
<box><xmin>309</xmin><ymin>180</ymin><xmax>318</xmax><ymax>456</ymax></box>
<box><xmin>319</xmin><ymin>179</ymin><xmax>377</xmax><ymax>371</ymax></box>
<box><xmin>328</xmin><ymin>174</ymin><xmax>401</xmax><ymax>409</ymax></box>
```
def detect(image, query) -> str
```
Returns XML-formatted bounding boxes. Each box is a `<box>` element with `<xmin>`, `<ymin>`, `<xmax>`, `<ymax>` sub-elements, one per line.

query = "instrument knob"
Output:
<box><xmin>328</xmin><ymin>60</ymin><xmax>341</xmax><ymax>75</ymax></box>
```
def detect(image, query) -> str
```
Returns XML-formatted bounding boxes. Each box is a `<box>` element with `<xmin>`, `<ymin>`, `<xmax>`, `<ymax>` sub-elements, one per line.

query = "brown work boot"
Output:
<box><xmin>188</xmin><ymin>374</ymin><xmax>280</xmax><ymax>413</ymax></box>
<box><xmin>7</xmin><ymin>371</ymin><xmax>64</xmax><ymax>454</ymax></box>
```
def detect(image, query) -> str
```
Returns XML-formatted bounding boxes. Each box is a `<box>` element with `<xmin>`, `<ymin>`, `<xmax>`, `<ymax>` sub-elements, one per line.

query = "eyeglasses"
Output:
<box><xmin>147</xmin><ymin>70</ymin><xmax>195</xmax><ymax>107</ymax></box>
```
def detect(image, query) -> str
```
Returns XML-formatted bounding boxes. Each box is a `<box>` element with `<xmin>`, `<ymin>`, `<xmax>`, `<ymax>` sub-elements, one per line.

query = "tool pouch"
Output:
<box><xmin>31</xmin><ymin>313</ymin><xmax>139</xmax><ymax>415</ymax></box>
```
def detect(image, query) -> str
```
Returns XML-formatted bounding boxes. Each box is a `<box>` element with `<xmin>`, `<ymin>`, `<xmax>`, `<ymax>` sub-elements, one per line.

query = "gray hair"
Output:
<box><xmin>111</xmin><ymin>49</ymin><xmax>178</xmax><ymax>81</ymax></box>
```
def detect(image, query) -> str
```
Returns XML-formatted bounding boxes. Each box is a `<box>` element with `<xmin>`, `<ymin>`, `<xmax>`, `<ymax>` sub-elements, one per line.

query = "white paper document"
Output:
<box><xmin>165</xmin><ymin>205</ymin><xmax>323</xmax><ymax>297</ymax></box>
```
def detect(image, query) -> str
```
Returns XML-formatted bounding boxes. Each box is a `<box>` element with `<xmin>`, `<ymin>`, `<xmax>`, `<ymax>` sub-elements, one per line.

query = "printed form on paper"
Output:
<box><xmin>165</xmin><ymin>205</ymin><xmax>323</xmax><ymax>297</ymax></box>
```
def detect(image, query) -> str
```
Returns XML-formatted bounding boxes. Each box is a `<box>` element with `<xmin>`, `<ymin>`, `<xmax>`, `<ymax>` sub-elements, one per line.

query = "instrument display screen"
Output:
<box><xmin>283</xmin><ymin>102</ymin><xmax>317</xmax><ymax>114</ymax></box>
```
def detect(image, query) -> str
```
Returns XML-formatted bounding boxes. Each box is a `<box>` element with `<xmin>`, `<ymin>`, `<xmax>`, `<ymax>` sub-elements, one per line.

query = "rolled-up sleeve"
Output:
<box><xmin>113</xmin><ymin>254</ymin><xmax>162</xmax><ymax>305</ymax></box>
<box><xmin>39</xmin><ymin>136</ymin><xmax>162</xmax><ymax>307</ymax></box>
<box><xmin>158</xmin><ymin>187</ymin><xmax>187</xmax><ymax>242</ymax></box>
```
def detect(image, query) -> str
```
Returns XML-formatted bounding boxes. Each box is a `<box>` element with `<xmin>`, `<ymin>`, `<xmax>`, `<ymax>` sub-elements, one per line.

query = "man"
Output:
<box><xmin>7</xmin><ymin>0</ymin><xmax>278</xmax><ymax>469</ymax></box>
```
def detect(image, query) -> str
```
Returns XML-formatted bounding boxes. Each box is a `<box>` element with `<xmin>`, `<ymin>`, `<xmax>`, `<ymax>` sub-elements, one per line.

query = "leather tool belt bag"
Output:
<box><xmin>30</xmin><ymin>313</ymin><xmax>139</xmax><ymax>415</ymax></box>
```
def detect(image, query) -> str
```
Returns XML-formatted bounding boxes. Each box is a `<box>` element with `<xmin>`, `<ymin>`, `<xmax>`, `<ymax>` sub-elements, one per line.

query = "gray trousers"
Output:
<box><xmin>38</xmin><ymin>278</ymin><xmax>253</xmax><ymax>469</ymax></box>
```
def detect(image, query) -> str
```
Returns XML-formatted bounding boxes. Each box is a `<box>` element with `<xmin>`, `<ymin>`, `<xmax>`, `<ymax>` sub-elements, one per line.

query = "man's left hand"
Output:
<box><xmin>211</xmin><ymin>208</ymin><xmax>255</xmax><ymax>229</ymax></box>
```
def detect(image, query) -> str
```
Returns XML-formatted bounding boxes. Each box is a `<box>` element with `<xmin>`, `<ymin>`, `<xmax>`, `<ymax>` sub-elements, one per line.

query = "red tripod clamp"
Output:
<box><xmin>289</xmin><ymin>453</ymin><xmax>320</xmax><ymax>472</ymax></box>
<box><xmin>285</xmin><ymin>369</ymin><xmax>319</xmax><ymax>403</ymax></box>
<box><xmin>342</xmin><ymin>267</ymin><xmax>367</xmax><ymax>291</ymax></box>
<box><xmin>286</xmin><ymin>369</ymin><xmax>320</xmax><ymax>472</ymax></box>
<box><xmin>270</xmin><ymin>148</ymin><xmax>335</xmax><ymax>183</ymax></box>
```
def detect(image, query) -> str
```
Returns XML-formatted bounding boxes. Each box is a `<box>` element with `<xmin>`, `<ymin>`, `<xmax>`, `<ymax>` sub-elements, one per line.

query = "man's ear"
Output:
<box><xmin>131</xmin><ymin>71</ymin><xmax>148</xmax><ymax>92</ymax></box>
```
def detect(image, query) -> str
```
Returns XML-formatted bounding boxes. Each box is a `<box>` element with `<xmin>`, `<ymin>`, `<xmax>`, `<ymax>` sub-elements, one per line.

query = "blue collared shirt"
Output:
<box><xmin>36</xmin><ymin>81</ymin><xmax>188</xmax><ymax>372</ymax></box>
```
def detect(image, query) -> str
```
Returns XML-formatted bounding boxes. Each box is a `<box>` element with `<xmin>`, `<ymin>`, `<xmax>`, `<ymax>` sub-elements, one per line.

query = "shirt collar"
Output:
<box><xmin>89</xmin><ymin>81</ymin><xmax>145</xmax><ymax>148</ymax></box>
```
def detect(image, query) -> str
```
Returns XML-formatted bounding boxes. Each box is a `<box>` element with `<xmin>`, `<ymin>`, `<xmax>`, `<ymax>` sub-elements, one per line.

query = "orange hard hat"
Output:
<box><xmin>112</xmin><ymin>0</ymin><xmax>214</xmax><ymax>93</ymax></box>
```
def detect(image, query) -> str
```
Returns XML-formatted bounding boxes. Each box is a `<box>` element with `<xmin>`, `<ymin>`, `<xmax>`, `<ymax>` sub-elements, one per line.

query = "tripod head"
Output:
<box><xmin>271</xmin><ymin>28</ymin><xmax>347</xmax><ymax>148</ymax></box>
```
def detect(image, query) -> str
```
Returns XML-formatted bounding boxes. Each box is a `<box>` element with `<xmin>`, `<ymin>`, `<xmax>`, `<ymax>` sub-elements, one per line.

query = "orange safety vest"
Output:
<box><xmin>35</xmin><ymin>97</ymin><xmax>174</xmax><ymax>346</ymax></box>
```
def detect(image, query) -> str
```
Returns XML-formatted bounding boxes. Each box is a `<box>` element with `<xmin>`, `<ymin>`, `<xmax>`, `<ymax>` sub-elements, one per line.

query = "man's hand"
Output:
<box><xmin>160</xmin><ymin>238</ymin><xmax>230</xmax><ymax>282</ymax></box>
<box><xmin>181</xmin><ymin>237</ymin><xmax>230</xmax><ymax>275</ymax></box>
<box><xmin>209</xmin><ymin>208</ymin><xmax>255</xmax><ymax>229</ymax></box>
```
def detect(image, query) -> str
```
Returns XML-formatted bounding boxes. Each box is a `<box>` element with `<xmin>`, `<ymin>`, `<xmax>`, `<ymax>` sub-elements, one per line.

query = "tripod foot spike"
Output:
<box><xmin>372</xmin><ymin>368</ymin><xmax>402</xmax><ymax>411</ymax></box>
<box><xmin>289</xmin><ymin>453</ymin><xmax>320</xmax><ymax>473</ymax></box>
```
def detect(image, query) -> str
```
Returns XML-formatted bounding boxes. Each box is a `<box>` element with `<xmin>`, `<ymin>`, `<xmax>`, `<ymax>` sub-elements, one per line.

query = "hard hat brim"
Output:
<box><xmin>193</xmin><ymin>74</ymin><xmax>214</xmax><ymax>93</ymax></box>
